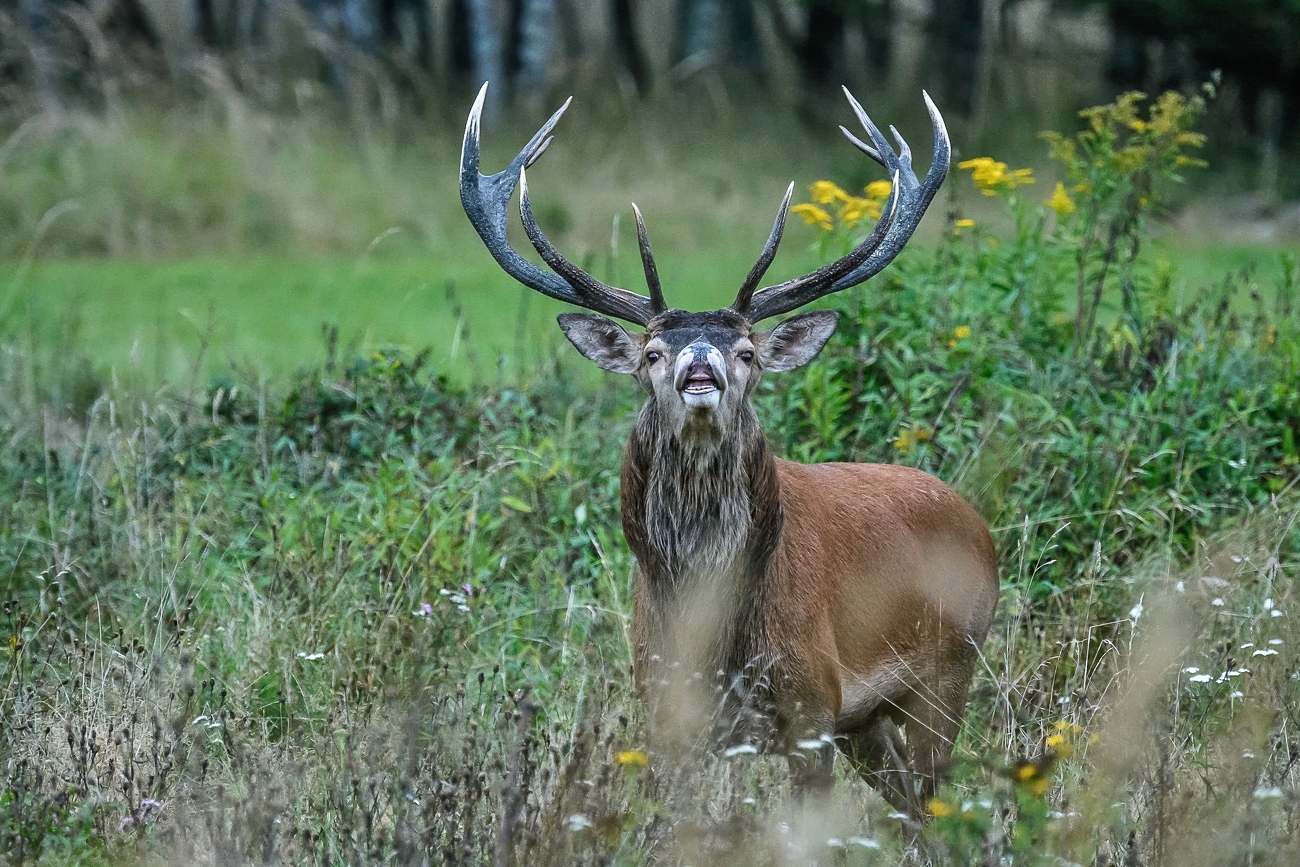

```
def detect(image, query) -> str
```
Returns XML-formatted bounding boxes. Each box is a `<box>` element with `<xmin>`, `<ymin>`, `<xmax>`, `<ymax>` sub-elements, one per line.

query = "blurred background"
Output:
<box><xmin>1</xmin><ymin>0</ymin><xmax>1297</xmax><ymax>382</ymax></box>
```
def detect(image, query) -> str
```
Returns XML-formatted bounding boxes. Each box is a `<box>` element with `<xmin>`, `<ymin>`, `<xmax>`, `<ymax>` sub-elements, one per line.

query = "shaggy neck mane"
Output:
<box><xmin>620</xmin><ymin>398</ymin><xmax>784</xmax><ymax>675</ymax></box>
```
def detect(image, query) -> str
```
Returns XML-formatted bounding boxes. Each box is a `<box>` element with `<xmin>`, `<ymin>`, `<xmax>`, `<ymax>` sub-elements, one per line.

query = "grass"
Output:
<box><xmin>3</xmin><ymin>236</ymin><xmax>1293</xmax><ymax>388</ymax></box>
<box><xmin>0</xmin><ymin>246</ymin><xmax>826</xmax><ymax>387</ymax></box>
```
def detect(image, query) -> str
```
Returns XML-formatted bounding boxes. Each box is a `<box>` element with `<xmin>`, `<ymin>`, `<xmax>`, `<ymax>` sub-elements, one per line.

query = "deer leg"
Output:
<box><xmin>839</xmin><ymin>713</ymin><xmax>918</xmax><ymax>815</ymax></box>
<box><xmin>896</xmin><ymin>668</ymin><xmax>973</xmax><ymax>808</ymax></box>
<box><xmin>783</xmin><ymin>706</ymin><xmax>839</xmax><ymax>795</ymax></box>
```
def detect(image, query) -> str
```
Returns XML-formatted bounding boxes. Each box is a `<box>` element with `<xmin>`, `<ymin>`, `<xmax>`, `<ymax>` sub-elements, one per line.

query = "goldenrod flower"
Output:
<box><xmin>928</xmin><ymin>798</ymin><xmax>956</xmax><ymax>818</ymax></box>
<box><xmin>809</xmin><ymin>180</ymin><xmax>849</xmax><ymax>205</ymax></box>
<box><xmin>892</xmin><ymin>427</ymin><xmax>932</xmax><ymax>453</ymax></box>
<box><xmin>955</xmin><ymin>218</ymin><xmax>975</xmax><ymax>229</ymax></box>
<box><xmin>958</xmin><ymin>157</ymin><xmax>1035</xmax><ymax>196</ymax></box>
<box><xmin>841</xmin><ymin>196</ymin><xmax>881</xmax><ymax>226</ymax></box>
<box><xmin>864</xmin><ymin>179</ymin><xmax>893</xmax><ymax>200</ymax></box>
<box><xmin>954</xmin><ymin>325</ymin><xmax>971</xmax><ymax>340</ymax></box>
<box><xmin>1046</xmin><ymin>182</ymin><xmax>1075</xmax><ymax>216</ymax></box>
<box><xmin>615</xmin><ymin>749</ymin><xmax>649</xmax><ymax>766</ymax></box>
<box><xmin>791</xmin><ymin>203</ymin><xmax>833</xmax><ymax>231</ymax></box>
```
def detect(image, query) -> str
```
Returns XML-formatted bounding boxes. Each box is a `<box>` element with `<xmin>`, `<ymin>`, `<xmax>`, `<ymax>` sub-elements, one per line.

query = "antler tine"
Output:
<box><xmin>518</xmin><ymin>168</ymin><xmax>660</xmax><ymax>325</ymax></box>
<box><xmin>741</xmin><ymin>89</ymin><xmax>949</xmax><ymax>323</ymax></box>
<box><xmin>631</xmin><ymin>204</ymin><xmax>667</xmax><ymax>314</ymax></box>
<box><xmin>460</xmin><ymin>82</ymin><xmax>660</xmax><ymax>326</ymax></box>
<box><xmin>731</xmin><ymin>182</ymin><xmax>793</xmax><ymax>315</ymax></box>
<box><xmin>824</xmin><ymin>89</ymin><xmax>949</xmax><ymax>292</ymax></box>
<box><xmin>743</xmin><ymin>173</ymin><xmax>900</xmax><ymax>321</ymax></box>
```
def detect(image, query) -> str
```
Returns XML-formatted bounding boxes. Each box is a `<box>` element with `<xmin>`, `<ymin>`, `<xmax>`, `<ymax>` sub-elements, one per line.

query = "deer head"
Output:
<box><xmin>460</xmin><ymin>82</ymin><xmax>950</xmax><ymax>440</ymax></box>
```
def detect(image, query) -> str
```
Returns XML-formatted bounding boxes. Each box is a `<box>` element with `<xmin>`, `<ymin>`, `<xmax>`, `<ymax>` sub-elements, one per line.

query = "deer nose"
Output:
<box><xmin>673</xmin><ymin>344</ymin><xmax>726</xmax><ymax>394</ymax></box>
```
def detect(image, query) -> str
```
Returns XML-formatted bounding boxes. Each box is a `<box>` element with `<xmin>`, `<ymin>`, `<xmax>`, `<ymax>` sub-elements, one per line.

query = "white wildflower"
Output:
<box><xmin>565</xmin><ymin>814</ymin><xmax>593</xmax><ymax>832</ymax></box>
<box><xmin>1254</xmin><ymin>787</ymin><xmax>1284</xmax><ymax>800</ymax></box>
<box><xmin>1253</xmin><ymin>649</ymin><xmax>1279</xmax><ymax>657</ymax></box>
<box><xmin>1212</xmin><ymin>598</ymin><xmax>1226</xmax><ymax>607</ymax></box>
<box><xmin>724</xmin><ymin>743</ymin><xmax>759</xmax><ymax>758</ymax></box>
<box><xmin>1189</xmin><ymin>674</ymin><xmax>1212</xmax><ymax>683</ymax></box>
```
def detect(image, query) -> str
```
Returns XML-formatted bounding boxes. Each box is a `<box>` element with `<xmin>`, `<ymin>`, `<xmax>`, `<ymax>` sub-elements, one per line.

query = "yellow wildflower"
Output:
<box><xmin>1046</xmin><ymin>182</ymin><xmax>1075</xmax><ymax>216</ymax></box>
<box><xmin>615</xmin><ymin>749</ymin><xmax>649</xmax><ymax>766</ymax></box>
<box><xmin>957</xmin><ymin>157</ymin><xmax>1035</xmax><ymax>196</ymax></box>
<box><xmin>928</xmin><ymin>798</ymin><xmax>956</xmax><ymax>818</ymax></box>
<box><xmin>840</xmin><ymin>196</ymin><xmax>881</xmax><ymax>226</ymax></box>
<box><xmin>954</xmin><ymin>325</ymin><xmax>971</xmax><ymax>339</ymax></box>
<box><xmin>791</xmin><ymin>203</ymin><xmax>833</xmax><ymax>232</ymax></box>
<box><xmin>892</xmin><ymin>427</ymin><xmax>932</xmax><ymax>453</ymax></box>
<box><xmin>1114</xmin><ymin>146</ymin><xmax>1147</xmax><ymax>173</ymax></box>
<box><xmin>955</xmin><ymin>218</ymin><xmax>975</xmax><ymax>229</ymax></box>
<box><xmin>1046</xmin><ymin>734</ymin><xmax>1074</xmax><ymax>758</ymax></box>
<box><xmin>809</xmin><ymin>180</ymin><xmax>849</xmax><ymax>205</ymax></box>
<box><xmin>864</xmin><ymin>179</ymin><xmax>893</xmax><ymax>200</ymax></box>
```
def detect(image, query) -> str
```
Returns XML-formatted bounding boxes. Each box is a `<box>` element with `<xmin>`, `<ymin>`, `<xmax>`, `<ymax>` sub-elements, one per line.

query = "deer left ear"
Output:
<box><xmin>558</xmin><ymin>313</ymin><xmax>644</xmax><ymax>374</ymax></box>
<box><xmin>754</xmin><ymin>310</ymin><xmax>840</xmax><ymax>372</ymax></box>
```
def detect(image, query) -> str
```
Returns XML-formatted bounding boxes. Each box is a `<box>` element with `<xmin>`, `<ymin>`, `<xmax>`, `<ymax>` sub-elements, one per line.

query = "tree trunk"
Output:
<box><xmin>611</xmin><ymin>0</ymin><xmax>650</xmax><ymax>94</ymax></box>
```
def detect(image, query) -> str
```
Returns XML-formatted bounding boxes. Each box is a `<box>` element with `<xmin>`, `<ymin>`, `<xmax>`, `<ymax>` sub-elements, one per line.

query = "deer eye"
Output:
<box><xmin>739</xmin><ymin>350</ymin><xmax>754</xmax><ymax>364</ymax></box>
<box><xmin>645</xmin><ymin>351</ymin><xmax>660</xmax><ymax>363</ymax></box>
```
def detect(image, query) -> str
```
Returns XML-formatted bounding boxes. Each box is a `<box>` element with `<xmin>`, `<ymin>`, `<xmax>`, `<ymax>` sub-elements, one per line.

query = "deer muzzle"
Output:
<box><xmin>674</xmin><ymin>344</ymin><xmax>726</xmax><ymax>409</ymax></box>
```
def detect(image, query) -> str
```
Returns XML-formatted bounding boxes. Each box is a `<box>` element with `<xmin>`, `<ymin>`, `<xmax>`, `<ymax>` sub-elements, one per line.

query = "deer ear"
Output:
<box><xmin>754</xmin><ymin>310</ymin><xmax>840</xmax><ymax>372</ymax></box>
<box><xmin>558</xmin><ymin>313</ymin><xmax>643</xmax><ymax>374</ymax></box>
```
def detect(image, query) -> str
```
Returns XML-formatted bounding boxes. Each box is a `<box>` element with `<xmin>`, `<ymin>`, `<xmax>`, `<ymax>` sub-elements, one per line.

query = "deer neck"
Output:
<box><xmin>621</xmin><ymin>400</ymin><xmax>783</xmax><ymax>597</ymax></box>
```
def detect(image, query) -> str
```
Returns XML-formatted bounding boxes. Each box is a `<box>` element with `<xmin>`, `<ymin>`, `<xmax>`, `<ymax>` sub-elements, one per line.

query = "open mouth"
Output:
<box><xmin>683</xmin><ymin>373</ymin><xmax>719</xmax><ymax>395</ymax></box>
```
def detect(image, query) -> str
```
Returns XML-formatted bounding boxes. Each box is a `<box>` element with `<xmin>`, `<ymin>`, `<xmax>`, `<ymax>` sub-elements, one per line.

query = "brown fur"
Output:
<box><xmin>622</xmin><ymin>400</ymin><xmax>998</xmax><ymax>814</ymax></box>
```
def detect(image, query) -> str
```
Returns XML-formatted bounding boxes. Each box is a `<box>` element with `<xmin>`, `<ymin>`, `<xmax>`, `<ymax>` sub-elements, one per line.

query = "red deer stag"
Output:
<box><xmin>461</xmin><ymin>82</ymin><xmax>998</xmax><ymax>817</ymax></box>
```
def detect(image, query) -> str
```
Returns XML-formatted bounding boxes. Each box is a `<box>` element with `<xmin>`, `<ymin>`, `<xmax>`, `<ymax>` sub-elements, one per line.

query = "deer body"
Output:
<box><xmin>614</xmin><ymin>320</ymin><xmax>997</xmax><ymax>807</ymax></box>
<box><xmin>461</xmin><ymin>82</ymin><xmax>998</xmax><ymax>816</ymax></box>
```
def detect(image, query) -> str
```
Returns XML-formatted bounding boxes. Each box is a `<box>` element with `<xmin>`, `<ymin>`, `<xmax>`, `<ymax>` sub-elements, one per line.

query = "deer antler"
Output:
<box><xmin>732</xmin><ymin>88</ymin><xmax>950</xmax><ymax>322</ymax></box>
<box><xmin>460</xmin><ymin>82</ymin><xmax>667</xmax><ymax>326</ymax></box>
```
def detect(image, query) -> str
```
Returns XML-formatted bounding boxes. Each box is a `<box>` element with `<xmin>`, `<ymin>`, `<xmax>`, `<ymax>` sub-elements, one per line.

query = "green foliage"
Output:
<box><xmin>1041</xmin><ymin>80</ymin><xmax>1215</xmax><ymax>349</ymax></box>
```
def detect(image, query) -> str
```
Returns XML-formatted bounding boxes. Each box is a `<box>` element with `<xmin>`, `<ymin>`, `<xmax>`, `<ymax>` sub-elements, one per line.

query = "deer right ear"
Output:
<box><xmin>557</xmin><ymin>313</ymin><xmax>643</xmax><ymax>374</ymax></box>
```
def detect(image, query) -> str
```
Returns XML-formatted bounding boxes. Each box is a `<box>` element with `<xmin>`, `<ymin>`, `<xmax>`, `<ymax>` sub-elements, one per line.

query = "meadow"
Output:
<box><xmin>4</xmin><ymin>81</ymin><xmax>1300</xmax><ymax>866</ymax></box>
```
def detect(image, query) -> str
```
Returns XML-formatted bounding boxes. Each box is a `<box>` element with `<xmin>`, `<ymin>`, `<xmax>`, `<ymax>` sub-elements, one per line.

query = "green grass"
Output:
<box><xmin>3</xmin><ymin>237</ymin><xmax>1291</xmax><ymax>387</ymax></box>
<box><xmin>0</xmin><ymin>246</ymin><xmax>824</xmax><ymax>386</ymax></box>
